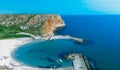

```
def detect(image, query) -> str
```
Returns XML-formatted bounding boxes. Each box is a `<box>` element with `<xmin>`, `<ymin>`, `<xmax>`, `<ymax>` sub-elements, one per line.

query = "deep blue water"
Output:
<box><xmin>59</xmin><ymin>15</ymin><xmax>120</xmax><ymax>70</ymax></box>
<box><xmin>14</xmin><ymin>15</ymin><xmax>120</xmax><ymax>70</ymax></box>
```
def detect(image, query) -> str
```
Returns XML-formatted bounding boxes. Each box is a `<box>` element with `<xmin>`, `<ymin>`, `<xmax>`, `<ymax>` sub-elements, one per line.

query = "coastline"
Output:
<box><xmin>0</xmin><ymin>36</ymin><xmax>79</xmax><ymax>70</ymax></box>
<box><xmin>0</xmin><ymin>38</ymin><xmax>33</xmax><ymax>67</ymax></box>
<box><xmin>0</xmin><ymin>15</ymin><xmax>84</xmax><ymax>70</ymax></box>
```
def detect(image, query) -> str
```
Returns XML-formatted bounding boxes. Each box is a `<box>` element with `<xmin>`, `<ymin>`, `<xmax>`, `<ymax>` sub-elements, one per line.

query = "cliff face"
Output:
<box><xmin>0</xmin><ymin>14</ymin><xmax>65</xmax><ymax>38</ymax></box>
<box><xmin>43</xmin><ymin>15</ymin><xmax>65</xmax><ymax>38</ymax></box>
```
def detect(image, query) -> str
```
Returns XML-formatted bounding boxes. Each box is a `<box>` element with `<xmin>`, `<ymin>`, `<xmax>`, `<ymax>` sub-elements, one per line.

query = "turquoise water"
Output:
<box><xmin>13</xmin><ymin>39</ymin><xmax>85</xmax><ymax>68</ymax></box>
<box><xmin>13</xmin><ymin>15</ymin><xmax>120</xmax><ymax>70</ymax></box>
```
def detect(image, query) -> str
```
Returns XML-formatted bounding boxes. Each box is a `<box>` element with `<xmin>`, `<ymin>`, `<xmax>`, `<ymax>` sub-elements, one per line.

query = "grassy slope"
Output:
<box><xmin>0</xmin><ymin>15</ymin><xmax>47</xmax><ymax>40</ymax></box>
<box><xmin>0</xmin><ymin>24</ymin><xmax>30</xmax><ymax>40</ymax></box>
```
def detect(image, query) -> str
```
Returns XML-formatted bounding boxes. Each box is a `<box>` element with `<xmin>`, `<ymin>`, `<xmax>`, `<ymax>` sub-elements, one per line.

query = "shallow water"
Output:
<box><xmin>13</xmin><ymin>39</ymin><xmax>85</xmax><ymax>68</ymax></box>
<box><xmin>14</xmin><ymin>15</ymin><xmax>120</xmax><ymax>70</ymax></box>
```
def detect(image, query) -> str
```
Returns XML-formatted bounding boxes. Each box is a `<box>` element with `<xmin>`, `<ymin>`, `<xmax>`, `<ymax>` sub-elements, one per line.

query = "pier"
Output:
<box><xmin>69</xmin><ymin>36</ymin><xmax>84</xmax><ymax>43</ymax></box>
<box><xmin>73</xmin><ymin>55</ymin><xmax>88</xmax><ymax>70</ymax></box>
<box><xmin>49</xmin><ymin>35</ymin><xmax>84</xmax><ymax>43</ymax></box>
<box><xmin>66</xmin><ymin>54</ymin><xmax>92</xmax><ymax>70</ymax></box>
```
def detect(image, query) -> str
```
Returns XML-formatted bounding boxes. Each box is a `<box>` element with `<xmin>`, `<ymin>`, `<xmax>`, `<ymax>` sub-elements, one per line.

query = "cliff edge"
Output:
<box><xmin>0</xmin><ymin>14</ymin><xmax>65</xmax><ymax>39</ymax></box>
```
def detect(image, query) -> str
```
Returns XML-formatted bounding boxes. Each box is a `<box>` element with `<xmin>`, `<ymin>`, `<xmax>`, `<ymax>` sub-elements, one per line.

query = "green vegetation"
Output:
<box><xmin>0</xmin><ymin>24</ymin><xmax>30</xmax><ymax>40</ymax></box>
<box><xmin>0</xmin><ymin>33</ymin><xmax>30</xmax><ymax>40</ymax></box>
<box><xmin>0</xmin><ymin>14</ymin><xmax>50</xmax><ymax>40</ymax></box>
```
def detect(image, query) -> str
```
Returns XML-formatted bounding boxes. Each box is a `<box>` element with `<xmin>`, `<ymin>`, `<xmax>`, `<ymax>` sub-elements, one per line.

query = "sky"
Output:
<box><xmin>0</xmin><ymin>0</ymin><xmax>120</xmax><ymax>15</ymax></box>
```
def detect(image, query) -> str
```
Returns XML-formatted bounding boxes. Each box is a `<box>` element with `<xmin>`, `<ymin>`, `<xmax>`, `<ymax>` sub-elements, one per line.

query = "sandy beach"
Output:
<box><xmin>0</xmin><ymin>38</ymin><xmax>34</xmax><ymax>70</ymax></box>
<box><xmin>0</xmin><ymin>37</ymin><xmax>74</xmax><ymax>70</ymax></box>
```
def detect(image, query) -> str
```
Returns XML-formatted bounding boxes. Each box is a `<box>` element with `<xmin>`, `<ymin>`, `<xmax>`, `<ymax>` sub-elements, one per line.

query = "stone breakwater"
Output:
<box><xmin>66</xmin><ymin>54</ymin><xmax>93</xmax><ymax>70</ymax></box>
<box><xmin>0</xmin><ymin>14</ymin><xmax>65</xmax><ymax>38</ymax></box>
<box><xmin>49</xmin><ymin>35</ymin><xmax>85</xmax><ymax>43</ymax></box>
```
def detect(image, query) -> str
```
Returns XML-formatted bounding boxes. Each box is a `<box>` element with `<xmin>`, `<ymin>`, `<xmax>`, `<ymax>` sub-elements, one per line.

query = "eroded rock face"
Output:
<box><xmin>0</xmin><ymin>14</ymin><xmax>65</xmax><ymax>38</ymax></box>
<box><xmin>42</xmin><ymin>15</ymin><xmax>65</xmax><ymax>38</ymax></box>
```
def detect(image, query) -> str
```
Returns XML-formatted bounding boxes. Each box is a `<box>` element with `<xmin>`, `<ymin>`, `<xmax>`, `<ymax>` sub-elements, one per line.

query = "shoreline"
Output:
<box><xmin>0</xmin><ymin>37</ymin><xmax>69</xmax><ymax>70</ymax></box>
<box><xmin>0</xmin><ymin>38</ymin><xmax>33</xmax><ymax>69</ymax></box>
<box><xmin>0</xmin><ymin>35</ymin><xmax>84</xmax><ymax>70</ymax></box>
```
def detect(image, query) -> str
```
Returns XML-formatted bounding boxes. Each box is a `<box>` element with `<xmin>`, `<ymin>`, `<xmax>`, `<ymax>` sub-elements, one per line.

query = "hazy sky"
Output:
<box><xmin>0</xmin><ymin>0</ymin><xmax>120</xmax><ymax>14</ymax></box>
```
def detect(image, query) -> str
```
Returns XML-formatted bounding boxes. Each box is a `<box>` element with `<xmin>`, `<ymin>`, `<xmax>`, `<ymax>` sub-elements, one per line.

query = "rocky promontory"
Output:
<box><xmin>0</xmin><ymin>14</ymin><xmax>65</xmax><ymax>39</ymax></box>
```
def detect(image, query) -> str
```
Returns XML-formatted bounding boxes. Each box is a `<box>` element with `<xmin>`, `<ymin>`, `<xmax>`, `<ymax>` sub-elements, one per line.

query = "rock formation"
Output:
<box><xmin>41</xmin><ymin>15</ymin><xmax>65</xmax><ymax>38</ymax></box>
<box><xmin>0</xmin><ymin>14</ymin><xmax>65</xmax><ymax>38</ymax></box>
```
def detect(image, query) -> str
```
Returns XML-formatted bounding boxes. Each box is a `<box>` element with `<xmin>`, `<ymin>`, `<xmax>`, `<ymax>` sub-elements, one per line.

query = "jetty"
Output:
<box><xmin>17</xmin><ymin>33</ymin><xmax>85</xmax><ymax>43</ymax></box>
<box><xmin>49</xmin><ymin>35</ymin><xmax>84</xmax><ymax>43</ymax></box>
<box><xmin>66</xmin><ymin>54</ymin><xmax>92</xmax><ymax>70</ymax></box>
<box><xmin>73</xmin><ymin>55</ymin><xmax>88</xmax><ymax>70</ymax></box>
<box><xmin>69</xmin><ymin>36</ymin><xmax>84</xmax><ymax>43</ymax></box>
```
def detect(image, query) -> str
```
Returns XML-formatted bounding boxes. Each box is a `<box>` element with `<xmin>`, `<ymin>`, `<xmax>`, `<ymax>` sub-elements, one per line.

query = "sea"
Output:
<box><xmin>14</xmin><ymin>15</ymin><xmax>120</xmax><ymax>70</ymax></box>
<box><xmin>57</xmin><ymin>15</ymin><xmax>120</xmax><ymax>70</ymax></box>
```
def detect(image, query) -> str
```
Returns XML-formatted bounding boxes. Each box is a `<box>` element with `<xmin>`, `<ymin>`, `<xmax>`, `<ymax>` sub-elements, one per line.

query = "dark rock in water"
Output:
<box><xmin>58</xmin><ymin>51</ymin><xmax>75</xmax><ymax>59</ymax></box>
<box><xmin>46</xmin><ymin>57</ymin><xmax>57</xmax><ymax>63</ymax></box>
<box><xmin>74</xmin><ymin>40</ymin><xmax>94</xmax><ymax>46</ymax></box>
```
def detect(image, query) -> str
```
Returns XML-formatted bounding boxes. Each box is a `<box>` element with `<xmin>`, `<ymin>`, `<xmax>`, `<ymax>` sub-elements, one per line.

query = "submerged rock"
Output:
<box><xmin>59</xmin><ymin>51</ymin><xmax>75</xmax><ymax>60</ymax></box>
<box><xmin>74</xmin><ymin>40</ymin><xmax>94</xmax><ymax>46</ymax></box>
<box><xmin>46</xmin><ymin>57</ymin><xmax>57</xmax><ymax>63</ymax></box>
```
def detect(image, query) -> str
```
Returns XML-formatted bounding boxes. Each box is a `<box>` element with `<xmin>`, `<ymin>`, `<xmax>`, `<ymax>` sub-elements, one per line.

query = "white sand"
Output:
<box><xmin>0</xmin><ymin>37</ymin><xmax>73</xmax><ymax>70</ymax></box>
<box><xmin>0</xmin><ymin>38</ymin><xmax>33</xmax><ymax>69</ymax></box>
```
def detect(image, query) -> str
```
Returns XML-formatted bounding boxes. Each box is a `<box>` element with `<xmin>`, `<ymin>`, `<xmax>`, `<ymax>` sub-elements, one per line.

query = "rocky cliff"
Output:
<box><xmin>0</xmin><ymin>14</ymin><xmax>65</xmax><ymax>38</ymax></box>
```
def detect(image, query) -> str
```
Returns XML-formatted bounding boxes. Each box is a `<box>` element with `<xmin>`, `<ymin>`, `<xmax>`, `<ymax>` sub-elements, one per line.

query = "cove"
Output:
<box><xmin>13</xmin><ymin>39</ymin><xmax>85</xmax><ymax>68</ymax></box>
